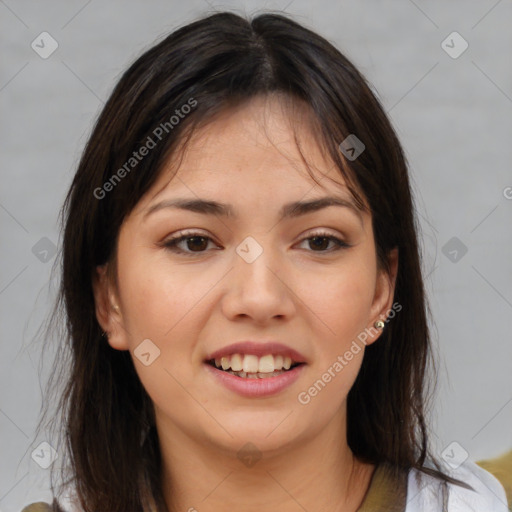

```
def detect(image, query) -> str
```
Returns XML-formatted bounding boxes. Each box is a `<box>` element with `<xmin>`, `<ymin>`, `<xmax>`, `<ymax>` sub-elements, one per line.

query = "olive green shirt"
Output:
<box><xmin>20</xmin><ymin>462</ymin><xmax>408</xmax><ymax>512</ymax></box>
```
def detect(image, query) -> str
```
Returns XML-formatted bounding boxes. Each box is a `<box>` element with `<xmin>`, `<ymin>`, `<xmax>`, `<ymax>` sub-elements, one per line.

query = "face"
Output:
<box><xmin>93</xmin><ymin>95</ymin><xmax>397</xmax><ymax>459</ymax></box>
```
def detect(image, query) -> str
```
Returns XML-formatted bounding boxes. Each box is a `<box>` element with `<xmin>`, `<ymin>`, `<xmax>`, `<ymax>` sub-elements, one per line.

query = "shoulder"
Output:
<box><xmin>21</xmin><ymin>494</ymin><xmax>80</xmax><ymax>512</ymax></box>
<box><xmin>21</xmin><ymin>504</ymin><xmax>54</xmax><ymax>512</ymax></box>
<box><xmin>477</xmin><ymin>449</ymin><xmax>512</xmax><ymax>506</ymax></box>
<box><xmin>21</xmin><ymin>501</ymin><xmax>67</xmax><ymax>512</ymax></box>
<box><xmin>405</xmin><ymin>460</ymin><xmax>510</xmax><ymax>512</ymax></box>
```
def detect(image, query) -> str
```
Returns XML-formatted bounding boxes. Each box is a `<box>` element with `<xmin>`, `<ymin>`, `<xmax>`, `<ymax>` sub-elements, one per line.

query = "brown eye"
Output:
<box><xmin>308</xmin><ymin>236</ymin><xmax>331</xmax><ymax>251</ymax></box>
<box><xmin>298</xmin><ymin>231</ymin><xmax>350</xmax><ymax>253</ymax></box>
<box><xmin>183</xmin><ymin>236</ymin><xmax>209</xmax><ymax>252</ymax></box>
<box><xmin>163</xmin><ymin>232</ymin><xmax>217</xmax><ymax>255</ymax></box>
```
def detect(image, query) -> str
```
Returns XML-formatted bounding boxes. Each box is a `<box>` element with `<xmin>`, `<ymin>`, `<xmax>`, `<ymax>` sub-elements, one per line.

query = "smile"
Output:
<box><xmin>208</xmin><ymin>353</ymin><xmax>302</xmax><ymax>378</ymax></box>
<box><xmin>204</xmin><ymin>358</ymin><xmax>306</xmax><ymax>398</ymax></box>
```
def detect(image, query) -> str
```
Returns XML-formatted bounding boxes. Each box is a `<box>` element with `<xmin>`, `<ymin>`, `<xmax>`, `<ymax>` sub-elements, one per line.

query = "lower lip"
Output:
<box><xmin>204</xmin><ymin>363</ymin><xmax>306</xmax><ymax>398</ymax></box>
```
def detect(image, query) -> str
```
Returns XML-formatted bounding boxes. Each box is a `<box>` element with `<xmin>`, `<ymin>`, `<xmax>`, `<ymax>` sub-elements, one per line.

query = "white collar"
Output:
<box><xmin>405</xmin><ymin>460</ymin><xmax>509</xmax><ymax>511</ymax></box>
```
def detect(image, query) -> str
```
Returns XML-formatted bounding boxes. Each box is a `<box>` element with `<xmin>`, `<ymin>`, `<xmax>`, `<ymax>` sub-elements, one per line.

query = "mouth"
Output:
<box><xmin>203</xmin><ymin>356</ymin><xmax>306</xmax><ymax>398</ymax></box>
<box><xmin>205</xmin><ymin>354</ymin><xmax>305</xmax><ymax>379</ymax></box>
<box><xmin>203</xmin><ymin>341</ymin><xmax>308</xmax><ymax>396</ymax></box>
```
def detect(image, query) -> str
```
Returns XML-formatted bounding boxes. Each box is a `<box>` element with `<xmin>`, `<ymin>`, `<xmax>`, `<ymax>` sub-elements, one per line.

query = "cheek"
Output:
<box><xmin>115</xmin><ymin>256</ymin><xmax>211</xmax><ymax>421</ymax></box>
<box><xmin>116</xmin><ymin>239</ymin><xmax>214</xmax><ymax>341</ymax></box>
<box><xmin>111</xmin><ymin>237</ymin><xmax>173</xmax><ymax>412</ymax></box>
<box><xmin>305</xmin><ymin>261</ymin><xmax>376</xmax><ymax>346</ymax></box>
<box><xmin>119</xmin><ymin>270</ymin><xmax>181</xmax><ymax>339</ymax></box>
<box><xmin>124</xmin><ymin>283</ymin><xmax>210</xmax><ymax>357</ymax></box>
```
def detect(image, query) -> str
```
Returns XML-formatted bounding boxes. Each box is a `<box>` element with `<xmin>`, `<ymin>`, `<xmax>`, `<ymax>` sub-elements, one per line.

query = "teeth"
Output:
<box><xmin>230</xmin><ymin>353</ymin><xmax>243</xmax><ymax>371</ymax></box>
<box><xmin>211</xmin><ymin>353</ymin><xmax>299</xmax><ymax>373</ymax></box>
<box><xmin>223</xmin><ymin>369</ymin><xmax>287</xmax><ymax>378</ymax></box>
<box><xmin>258</xmin><ymin>354</ymin><xmax>274</xmax><ymax>372</ymax></box>
<box><xmin>243</xmin><ymin>354</ymin><xmax>259</xmax><ymax>373</ymax></box>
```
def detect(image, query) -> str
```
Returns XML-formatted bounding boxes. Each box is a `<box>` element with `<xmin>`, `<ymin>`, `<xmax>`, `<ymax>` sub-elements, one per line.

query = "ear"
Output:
<box><xmin>366</xmin><ymin>247</ymin><xmax>399</xmax><ymax>345</ymax></box>
<box><xmin>92</xmin><ymin>264</ymin><xmax>129</xmax><ymax>350</ymax></box>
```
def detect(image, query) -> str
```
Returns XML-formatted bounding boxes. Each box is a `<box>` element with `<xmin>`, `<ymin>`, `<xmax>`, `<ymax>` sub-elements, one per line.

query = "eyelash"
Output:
<box><xmin>161</xmin><ymin>230</ymin><xmax>350</xmax><ymax>256</ymax></box>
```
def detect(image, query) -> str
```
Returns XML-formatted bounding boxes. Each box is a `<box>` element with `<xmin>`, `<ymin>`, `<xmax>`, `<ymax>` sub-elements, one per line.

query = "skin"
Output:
<box><xmin>93</xmin><ymin>95</ymin><xmax>398</xmax><ymax>512</ymax></box>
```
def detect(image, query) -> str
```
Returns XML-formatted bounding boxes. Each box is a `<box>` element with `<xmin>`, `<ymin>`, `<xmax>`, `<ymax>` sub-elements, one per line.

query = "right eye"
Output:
<box><xmin>162</xmin><ymin>231</ymin><xmax>220</xmax><ymax>256</ymax></box>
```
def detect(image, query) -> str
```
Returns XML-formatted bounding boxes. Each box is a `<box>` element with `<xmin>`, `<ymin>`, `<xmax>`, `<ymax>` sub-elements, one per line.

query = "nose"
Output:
<box><xmin>220</xmin><ymin>243</ymin><xmax>296</xmax><ymax>325</ymax></box>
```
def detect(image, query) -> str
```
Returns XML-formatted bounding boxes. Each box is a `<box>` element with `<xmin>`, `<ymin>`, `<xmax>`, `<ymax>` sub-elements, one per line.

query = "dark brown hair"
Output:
<box><xmin>34</xmin><ymin>10</ymin><xmax>469</xmax><ymax>511</ymax></box>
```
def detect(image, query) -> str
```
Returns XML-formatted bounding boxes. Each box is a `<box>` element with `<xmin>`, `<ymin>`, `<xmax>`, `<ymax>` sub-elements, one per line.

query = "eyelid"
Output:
<box><xmin>299</xmin><ymin>227</ymin><xmax>344</xmax><ymax>240</ymax></box>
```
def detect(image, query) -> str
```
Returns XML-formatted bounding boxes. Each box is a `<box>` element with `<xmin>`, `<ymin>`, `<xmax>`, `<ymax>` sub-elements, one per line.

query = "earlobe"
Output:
<box><xmin>92</xmin><ymin>264</ymin><xmax>129</xmax><ymax>351</ymax></box>
<box><xmin>385</xmin><ymin>248</ymin><xmax>399</xmax><ymax>303</ymax></box>
<box><xmin>92</xmin><ymin>264</ymin><xmax>110</xmax><ymax>332</ymax></box>
<box><xmin>368</xmin><ymin>248</ymin><xmax>399</xmax><ymax>344</ymax></box>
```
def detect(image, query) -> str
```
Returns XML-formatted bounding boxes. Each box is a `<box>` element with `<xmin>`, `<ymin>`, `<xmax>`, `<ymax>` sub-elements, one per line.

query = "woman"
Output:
<box><xmin>26</xmin><ymin>10</ymin><xmax>508</xmax><ymax>512</ymax></box>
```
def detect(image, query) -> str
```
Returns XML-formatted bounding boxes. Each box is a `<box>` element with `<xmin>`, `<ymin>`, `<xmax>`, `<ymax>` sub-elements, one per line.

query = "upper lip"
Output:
<box><xmin>205</xmin><ymin>341</ymin><xmax>307</xmax><ymax>364</ymax></box>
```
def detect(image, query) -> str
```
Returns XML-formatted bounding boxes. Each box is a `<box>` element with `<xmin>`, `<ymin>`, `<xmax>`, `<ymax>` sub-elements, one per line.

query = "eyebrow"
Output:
<box><xmin>143</xmin><ymin>196</ymin><xmax>363</xmax><ymax>225</ymax></box>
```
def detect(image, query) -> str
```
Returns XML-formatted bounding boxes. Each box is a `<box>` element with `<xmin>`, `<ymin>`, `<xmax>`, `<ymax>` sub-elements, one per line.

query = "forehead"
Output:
<box><xmin>134</xmin><ymin>95</ymin><xmax>363</xmax><ymax>216</ymax></box>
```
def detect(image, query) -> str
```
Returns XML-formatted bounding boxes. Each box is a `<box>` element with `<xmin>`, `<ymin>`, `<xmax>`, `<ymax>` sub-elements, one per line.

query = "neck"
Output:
<box><xmin>157</xmin><ymin>411</ymin><xmax>375</xmax><ymax>512</ymax></box>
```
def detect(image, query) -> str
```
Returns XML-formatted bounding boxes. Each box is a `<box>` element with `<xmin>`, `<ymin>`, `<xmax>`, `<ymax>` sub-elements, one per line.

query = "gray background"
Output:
<box><xmin>1</xmin><ymin>0</ymin><xmax>511</xmax><ymax>510</ymax></box>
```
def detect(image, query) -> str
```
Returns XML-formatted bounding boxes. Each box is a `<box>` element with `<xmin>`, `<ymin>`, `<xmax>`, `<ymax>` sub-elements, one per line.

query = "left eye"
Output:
<box><xmin>297</xmin><ymin>232</ymin><xmax>349</xmax><ymax>252</ymax></box>
<box><xmin>162</xmin><ymin>231</ymin><xmax>349</xmax><ymax>255</ymax></box>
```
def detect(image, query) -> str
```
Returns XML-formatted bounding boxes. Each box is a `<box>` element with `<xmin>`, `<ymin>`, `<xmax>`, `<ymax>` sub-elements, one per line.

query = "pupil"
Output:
<box><xmin>187</xmin><ymin>236</ymin><xmax>207</xmax><ymax>251</ymax></box>
<box><xmin>310</xmin><ymin>236</ymin><xmax>328</xmax><ymax>250</ymax></box>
